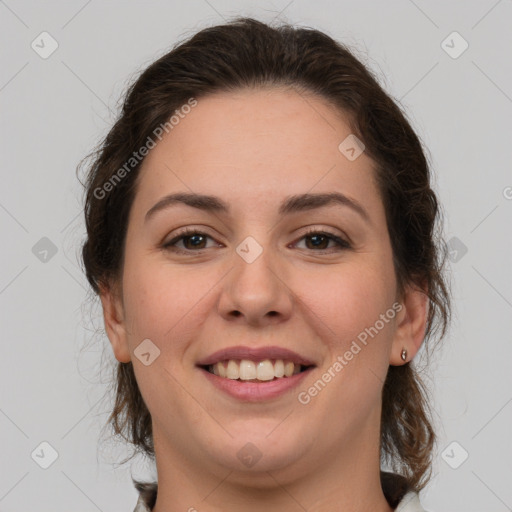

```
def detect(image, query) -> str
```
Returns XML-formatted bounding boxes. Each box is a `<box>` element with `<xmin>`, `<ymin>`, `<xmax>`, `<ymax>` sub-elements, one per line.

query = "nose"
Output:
<box><xmin>217</xmin><ymin>240</ymin><xmax>293</xmax><ymax>327</ymax></box>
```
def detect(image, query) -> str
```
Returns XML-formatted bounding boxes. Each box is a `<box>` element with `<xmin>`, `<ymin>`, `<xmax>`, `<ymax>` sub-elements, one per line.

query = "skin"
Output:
<box><xmin>100</xmin><ymin>87</ymin><xmax>428</xmax><ymax>512</ymax></box>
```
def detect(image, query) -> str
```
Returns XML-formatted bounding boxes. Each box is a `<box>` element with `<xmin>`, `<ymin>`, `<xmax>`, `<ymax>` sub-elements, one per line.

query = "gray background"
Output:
<box><xmin>1</xmin><ymin>1</ymin><xmax>511</xmax><ymax>511</ymax></box>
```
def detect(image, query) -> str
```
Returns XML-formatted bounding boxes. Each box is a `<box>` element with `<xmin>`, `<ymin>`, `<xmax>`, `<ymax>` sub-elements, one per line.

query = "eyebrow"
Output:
<box><xmin>145</xmin><ymin>191</ymin><xmax>370</xmax><ymax>223</ymax></box>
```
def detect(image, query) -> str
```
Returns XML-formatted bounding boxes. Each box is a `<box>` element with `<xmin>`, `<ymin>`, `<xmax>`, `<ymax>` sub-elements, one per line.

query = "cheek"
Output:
<box><xmin>296</xmin><ymin>259</ymin><xmax>396</xmax><ymax>347</ymax></box>
<box><xmin>121</xmin><ymin>255</ymin><xmax>219</xmax><ymax>342</ymax></box>
<box><xmin>293</xmin><ymin>265</ymin><xmax>397</xmax><ymax>446</ymax></box>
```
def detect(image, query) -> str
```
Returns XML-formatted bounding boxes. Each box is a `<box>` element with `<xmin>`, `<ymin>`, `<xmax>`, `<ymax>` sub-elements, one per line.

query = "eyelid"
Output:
<box><xmin>162</xmin><ymin>225</ymin><xmax>352</xmax><ymax>254</ymax></box>
<box><xmin>162</xmin><ymin>227</ymin><xmax>222</xmax><ymax>252</ymax></box>
<box><xmin>292</xmin><ymin>226</ymin><xmax>352</xmax><ymax>251</ymax></box>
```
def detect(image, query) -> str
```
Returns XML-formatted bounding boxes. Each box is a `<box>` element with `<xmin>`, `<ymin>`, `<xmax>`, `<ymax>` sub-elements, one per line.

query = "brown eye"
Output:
<box><xmin>181</xmin><ymin>233</ymin><xmax>208</xmax><ymax>250</ymax></box>
<box><xmin>163</xmin><ymin>228</ymin><xmax>351</xmax><ymax>256</ymax></box>
<box><xmin>305</xmin><ymin>233</ymin><xmax>330</xmax><ymax>250</ymax></box>
<box><xmin>163</xmin><ymin>230</ymin><xmax>218</xmax><ymax>253</ymax></box>
<box><xmin>294</xmin><ymin>230</ymin><xmax>351</xmax><ymax>252</ymax></box>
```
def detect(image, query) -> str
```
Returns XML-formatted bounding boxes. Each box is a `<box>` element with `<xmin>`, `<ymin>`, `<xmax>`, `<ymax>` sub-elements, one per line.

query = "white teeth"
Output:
<box><xmin>209</xmin><ymin>359</ymin><xmax>304</xmax><ymax>381</ymax></box>
<box><xmin>256</xmin><ymin>359</ymin><xmax>275</xmax><ymax>381</ymax></box>
<box><xmin>284</xmin><ymin>361</ymin><xmax>294</xmax><ymax>377</ymax></box>
<box><xmin>239</xmin><ymin>360</ymin><xmax>256</xmax><ymax>380</ymax></box>
<box><xmin>217</xmin><ymin>361</ymin><xmax>227</xmax><ymax>378</ymax></box>
<box><xmin>274</xmin><ymin>359</ymin><xmax>284</xmax><ymax>378</ymax></box>
<box><xmin>226</xmin><ymin>360</ymin><xmax>239</xmax><ymax>379</ymax></box>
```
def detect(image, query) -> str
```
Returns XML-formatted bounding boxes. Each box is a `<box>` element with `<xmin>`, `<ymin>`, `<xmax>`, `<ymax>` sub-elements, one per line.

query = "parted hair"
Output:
<box><xmin>80</xmin><ymin>16</ymin><xmax>451</xmax><ymax>502</ymax></box>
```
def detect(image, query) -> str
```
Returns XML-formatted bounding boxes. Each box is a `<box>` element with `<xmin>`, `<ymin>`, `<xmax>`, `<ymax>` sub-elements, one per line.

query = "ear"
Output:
<box><xmin>389</xmin><ymin>281</ymin><xmax>429</xmax><ymax>366</ymax></box>
<box><xmin>99</xmin><ymin>281</ymin><xmax>131</xmax><ymax>363</ymax></box>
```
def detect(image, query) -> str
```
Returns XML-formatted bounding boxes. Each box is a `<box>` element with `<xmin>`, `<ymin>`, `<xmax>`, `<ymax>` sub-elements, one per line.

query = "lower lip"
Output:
<box><xmin>199</xmin><ymin>367</ymin><xmax>314</xmax><ymax>402</ymax></box>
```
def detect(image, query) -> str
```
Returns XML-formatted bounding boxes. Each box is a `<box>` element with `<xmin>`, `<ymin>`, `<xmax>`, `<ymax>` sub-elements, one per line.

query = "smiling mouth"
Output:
<box><xmin>200</xmin><ymin>359</ymin><xmax>314</xmax><ymax>382</ymax></box>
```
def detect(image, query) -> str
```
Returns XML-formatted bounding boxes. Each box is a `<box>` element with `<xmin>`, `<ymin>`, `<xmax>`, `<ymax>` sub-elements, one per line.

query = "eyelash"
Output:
<box><xmin>162</xmin><ymin>227</ymin><xmax>351</xmax><ymax>255</ymax></box>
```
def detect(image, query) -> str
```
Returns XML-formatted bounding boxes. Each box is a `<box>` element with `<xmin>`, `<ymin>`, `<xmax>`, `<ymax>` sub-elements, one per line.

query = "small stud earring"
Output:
<box><xmin>401</xmin><ymin>348</ymin><xmax>407</xmax><ymax>362</ymax></box>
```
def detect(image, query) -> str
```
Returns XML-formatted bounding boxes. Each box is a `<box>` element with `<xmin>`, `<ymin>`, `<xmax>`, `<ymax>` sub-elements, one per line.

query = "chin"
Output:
<box><xmin>203</xmin><ymin>424</ymin><xmax>311</xmax><ymax>477</ymax></box>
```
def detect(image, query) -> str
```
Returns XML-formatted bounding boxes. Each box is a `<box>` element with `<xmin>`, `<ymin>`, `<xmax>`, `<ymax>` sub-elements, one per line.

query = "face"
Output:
<box><xmin>102</xmin><ymin>87</ymin><xmax>427</xmax><ymax>484</ymax></box>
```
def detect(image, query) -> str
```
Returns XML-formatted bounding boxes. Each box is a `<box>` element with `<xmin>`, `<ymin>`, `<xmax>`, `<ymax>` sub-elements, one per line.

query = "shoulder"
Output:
<box><xmin>133</xmin><ymin>494</ymin><xmax>152</xmax><ymax>512</ymax></box>
<box><xmin>395</xmin><ymin>491</ymin><xmax>430</xmax><ymax>512</ymax></box>
<box><xmin>132</xmin><ymin>481</ymin><xmax>157</xmax><ymax>512</ymax></box>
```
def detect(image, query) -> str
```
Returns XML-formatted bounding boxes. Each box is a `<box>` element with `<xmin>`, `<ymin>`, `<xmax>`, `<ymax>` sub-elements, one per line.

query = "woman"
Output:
<box><xmin>80</xmin><ymin>17</ymin><xmax>450</xmax><ymax>512</ymax></box>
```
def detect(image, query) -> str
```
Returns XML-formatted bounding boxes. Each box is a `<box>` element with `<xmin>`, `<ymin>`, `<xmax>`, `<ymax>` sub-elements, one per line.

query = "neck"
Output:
<box><xmin>151</xmin><ymin>418</ymin><xmax>394</xmax><ymax>512</ymax></box>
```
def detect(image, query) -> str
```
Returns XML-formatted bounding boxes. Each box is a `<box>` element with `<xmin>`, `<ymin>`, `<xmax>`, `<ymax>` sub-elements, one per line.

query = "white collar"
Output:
<box><xmin>133</xmin><ymin>495</ymin><xmax>151</xmax><ymax>512</ymax></box>
<box><xmin>395</xmin><ymin>491</ymin><xmax>428</xmax><ymax>512</ymax></box>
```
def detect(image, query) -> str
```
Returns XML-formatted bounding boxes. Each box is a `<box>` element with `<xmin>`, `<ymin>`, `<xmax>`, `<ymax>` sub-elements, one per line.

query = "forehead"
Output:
<box><xmin>134</xmin><ymin>87</ymin><xmax>381</xmax><ymax>218</ymax></box>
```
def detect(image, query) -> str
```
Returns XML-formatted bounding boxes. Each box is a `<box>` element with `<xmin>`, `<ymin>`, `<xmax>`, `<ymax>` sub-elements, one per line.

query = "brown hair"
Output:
<box><xmin>80</xmin><ymin>16</ymin><xmax>450</xmax><ymax>503</ymax></box>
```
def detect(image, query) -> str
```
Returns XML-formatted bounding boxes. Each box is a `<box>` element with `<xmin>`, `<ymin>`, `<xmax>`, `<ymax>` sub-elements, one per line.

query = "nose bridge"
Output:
<box><xmin>218</xmin><ymin>233</ymin><xmax>293</xmax><ymax>324</ymax></box>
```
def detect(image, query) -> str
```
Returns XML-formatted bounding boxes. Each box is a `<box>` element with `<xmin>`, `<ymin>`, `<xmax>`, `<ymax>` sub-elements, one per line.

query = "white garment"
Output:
<box><xmin>133</xmin><ymin>490</ymin><xmax>429</xmax><ymax>511</ymax></box>
<box><xmin>133</xmin><ymin>495</ymin><xmax>151</xmax><ymax>512</ymax></box>
<box><xmin>396</xmin><ymin>491</ymin><xmax>429</xmax><ymax>512</ymax></box>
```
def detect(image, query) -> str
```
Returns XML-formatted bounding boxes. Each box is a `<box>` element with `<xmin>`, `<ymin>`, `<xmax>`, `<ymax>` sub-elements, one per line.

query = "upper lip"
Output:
<box><xmin>196</xmin><ymin>345</ymin><xmax>316</xmax><ymax>367</ymax></box>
